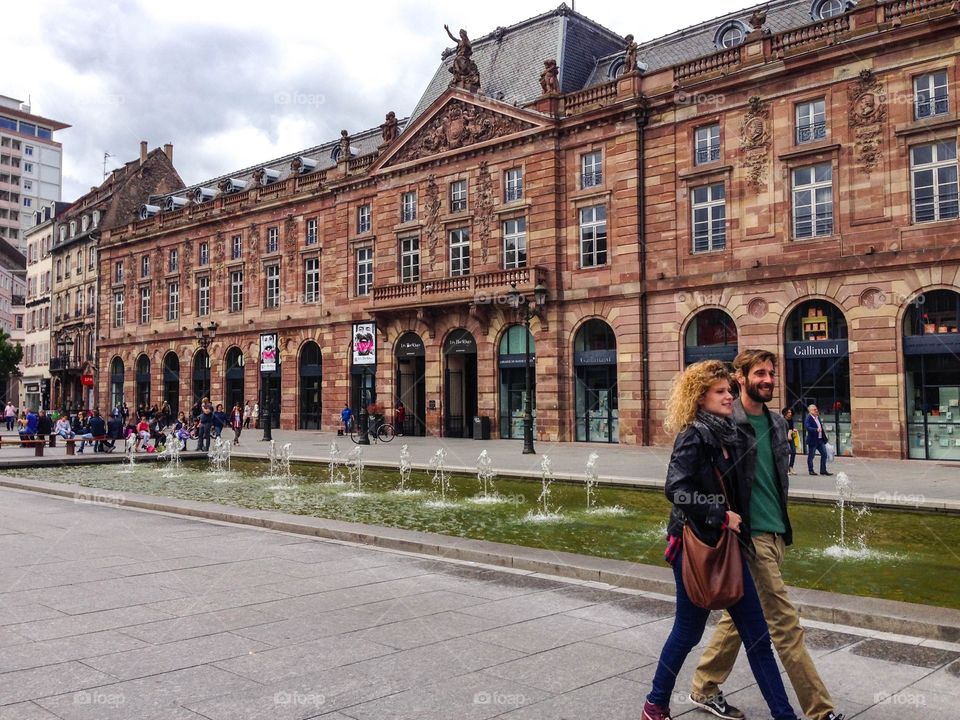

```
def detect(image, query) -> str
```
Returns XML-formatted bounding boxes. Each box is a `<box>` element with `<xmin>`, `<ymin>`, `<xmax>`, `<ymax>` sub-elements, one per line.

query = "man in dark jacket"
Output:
<box><xmin>36</xmin><ymin>410</ymin><xmax>53</xmax><ymax>441</ymax></box>
<box><xmin>78</xmin><ymin>410</ymin><xmax>107</xmax><ymax>453</ymax></box>
<box><xmin>105</xmin><ymin>414</ymin><xmax>124</xmax><ymax>451</ymax></box>
<box><xmin>197</xmin><ymin>399</ymin><xmax>213</xmax><ymax>451</ymax></box>
<box><xmin>688</xmin><ymin>349</ymin><xmax>843</xmax><ymax>720</ymax></box>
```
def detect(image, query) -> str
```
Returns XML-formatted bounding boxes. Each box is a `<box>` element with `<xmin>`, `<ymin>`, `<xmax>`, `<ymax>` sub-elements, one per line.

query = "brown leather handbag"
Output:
<box><xmin>681</xmin><ymin>470</ymin><xmax>744</xmax><ymax>610</ymax></box>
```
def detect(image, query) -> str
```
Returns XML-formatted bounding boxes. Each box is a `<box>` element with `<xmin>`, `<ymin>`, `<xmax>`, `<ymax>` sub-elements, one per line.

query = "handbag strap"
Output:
<box><xmin>712</xmin><ymin>465</ymin><xmax>731</xmax><ymax>511</ymax></box>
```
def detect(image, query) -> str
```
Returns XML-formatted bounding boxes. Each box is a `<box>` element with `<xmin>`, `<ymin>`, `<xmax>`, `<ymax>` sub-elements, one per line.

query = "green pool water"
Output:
<box><xmin>8</xmin><ymin>458</ymin><xmax>959</xmax><ymax>609</ymax></box>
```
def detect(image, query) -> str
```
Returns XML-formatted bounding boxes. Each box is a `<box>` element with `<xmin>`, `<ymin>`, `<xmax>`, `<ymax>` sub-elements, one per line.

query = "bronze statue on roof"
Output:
<box><xmin>381</xmin><ymin>111</ymin><xmax>400</xmax><ymax>144</ymax></box>
<box><xmin>540</xmin><ymin>59</ymin><xmax>560</xmax><ymax>94</ymax></box>
<box><xmin>624</xmin><ymin>34</ymin><xmax>639</xmax><ymax>74</ymax></box>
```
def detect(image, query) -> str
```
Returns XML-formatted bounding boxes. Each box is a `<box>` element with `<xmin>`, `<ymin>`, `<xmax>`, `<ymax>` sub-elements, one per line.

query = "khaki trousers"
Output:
<box><xmin>691</xmin><ymin>532</ymin><xmax>834</xmax><ymax>720</ymax></box>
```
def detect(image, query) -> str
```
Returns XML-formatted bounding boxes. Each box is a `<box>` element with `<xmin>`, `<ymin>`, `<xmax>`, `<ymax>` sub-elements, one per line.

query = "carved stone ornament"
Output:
<box><xmin>248</xmin><ymin>223</ymin><xmax>260</xmax><ymax>257</ymax></box>
<box><xmin>424</xmin><ymin>176</ymin><xmax>442</xmax><ymax>272</ymax></box>
<box><xmin>748</xmin><ymin>297</ymin><xmax>769</xmax><ymax>319</ymax></box>
<box><xmin>748</xmin><ymin>8</ymin><xmax>767</xmax><ymax>31</ymax></box>
<box><xmin>540</xmin><ymin>59</ymin><xmax>560</xmax><ymax>94</ymax></box>
<box><xmin>284</xmin><ymin>214</ymin><xmax>296</xmax><ymax>251</ymax></box>
<box><xmin>214</xmin><ymin>231</ymin><xmax>225</xmax><ymax>265</ymax></box>
<box><xmin>739</xmin><ymin>96</ymin><xmax>771</xmax><ymax>191</ymax></box>
<box><xmin>476</xmin><ymin>161</ymin><xmax>494</xmax><ymax>263</ymax></box>
<box><xmin>623</xmin><ymin>35</ymin><xmax>639</xmax><ymax>74</ymax></box>
<box><xmin>381</xmin><ymin>111</ymin><xmax>400</xmax><ymax>144</ymax></box>
<box><xmin>859</xmin><ymin>287</ymin><xmax>886</xmax><ymax>310</ymax></box>
<box><xmin>848</xmin><ymin>69</ymin><xmax>887</xmax><ymax>174</ymax></box>
<box><xmin>389</xmin><ymin>100</ymin><xmax>535</xmax><ymax>165</ymax></box>
<box><xmin>183</xmin><ymin>238</ymin><xmax>193</xmax><ymax>273</ymax></box>
<box><xmin>445</xmin><ymin>25</ymin><xmax>480</xmax><ymax>93</ymax></box>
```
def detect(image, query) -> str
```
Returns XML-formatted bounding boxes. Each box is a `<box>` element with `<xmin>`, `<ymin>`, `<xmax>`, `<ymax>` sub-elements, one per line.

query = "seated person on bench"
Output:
<box><xmin>54</xmin><ymin>416</ymin><xmax>75</xmax><ymax>440</ymax></box>
<box><xmin>76</xmin><ymin>410</ymin><xmax>107</xmax><ymax>453</ymax></box>
<box><xmin>19</xmin><ymin>410</ymin><xmax>38</xmax><ymax>443</ymax></box>
<box><xmin>105</xmin><ymin>414</ymin><xmax>124</xmax><ymax>451</ymax></box>
<box><xmin>36</xmin><ymin>410</ymin><xmax>52</xmax><ymax>441</ymax></box>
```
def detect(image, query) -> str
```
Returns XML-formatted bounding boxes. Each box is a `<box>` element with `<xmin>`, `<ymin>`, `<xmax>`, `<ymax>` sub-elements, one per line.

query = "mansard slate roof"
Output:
<box><xmin>151</xmin><ymin>120</ymin><xmax>408</xmax><ymax>206</ymax></box>
<box><xmin>586</xmin><ymin>0</ymin><xmax>827</xmax><ymax>86</ymax></box>
<box><xmin>409</xmin><ymin>4</ymin><xmax>624</xmax><ymax>121</ymax></box>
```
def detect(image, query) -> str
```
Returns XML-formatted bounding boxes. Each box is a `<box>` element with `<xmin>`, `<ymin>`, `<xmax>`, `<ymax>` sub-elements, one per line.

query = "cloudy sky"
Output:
<box><xmin>8</xmin><ymin>0</ymin><xmax>753</xmax><ymax>200</ymax></box>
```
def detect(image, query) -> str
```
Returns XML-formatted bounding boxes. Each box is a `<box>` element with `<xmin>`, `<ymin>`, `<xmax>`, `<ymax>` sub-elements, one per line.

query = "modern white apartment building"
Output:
<box><xmin>0</xmin><ymin>95</ymin><xmax>69</xmax><ymax>254</ymax></box>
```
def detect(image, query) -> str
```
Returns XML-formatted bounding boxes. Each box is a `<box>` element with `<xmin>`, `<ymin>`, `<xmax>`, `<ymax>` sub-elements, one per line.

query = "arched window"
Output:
<box><xmin>299</xmin><ymin>341</ymin><xmax>322</xmax><ymax>430</ymax></box>
<box><xmin>684</xmin><ymin>309</ymin><xmax>738</xmax><ymax>365</ymax></box>
<box><xmin>714</xmin><ymin>21</ymin><xmax>748</xmax><ymax>49</ymax></box>
<box><xmin>814</xmin><ymin>0</ymin><xmax>847</xmax><ymax>20</ymax></box>
<box><xmin>136</xmin><ymin>354</ymin><xmax>151</xmax><ymax>410</ymax></box>
<box><xmin>574</xmin><ymin>319</ymin><xmax>618</xmax><ymax>442</ymax></box>
<box><xmin>109</xmin><ymin>356</ymin><xmax>125</xmax><ymax>410</ymax></box>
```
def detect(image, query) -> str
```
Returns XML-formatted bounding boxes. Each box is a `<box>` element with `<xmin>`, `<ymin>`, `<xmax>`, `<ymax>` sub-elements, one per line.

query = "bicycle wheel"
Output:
<box><xmin>349</xmin><ymin>426</ymin><xmax>361</xmax><ymax>444</ymax></box>
<box><xmin>377</xmin><ymin>423</ymin><xmax>396</xmax><ymax>443</ymax></box>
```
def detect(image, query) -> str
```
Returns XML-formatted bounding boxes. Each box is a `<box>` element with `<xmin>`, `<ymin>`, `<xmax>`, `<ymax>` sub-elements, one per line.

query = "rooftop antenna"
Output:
<box><xmin>103</xmin><ymin>152</ymin><xmax>113</xmax><ymax>179</ymax></box>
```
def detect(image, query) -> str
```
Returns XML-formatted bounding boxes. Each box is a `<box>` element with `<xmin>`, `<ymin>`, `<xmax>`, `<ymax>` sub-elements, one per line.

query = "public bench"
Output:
<box><xmin>0</xmin><ymin>436</ymin><xmax>46</xmax><ymax>456</ymax></box>
<box><xmin>64</xmin><ymin>436</ymin><xmax>111</xmax><ymax>456</ymax></box>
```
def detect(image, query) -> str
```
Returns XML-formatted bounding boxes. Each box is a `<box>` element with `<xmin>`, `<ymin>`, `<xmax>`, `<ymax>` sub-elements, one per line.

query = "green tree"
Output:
<box><xmin>0</xmin><ymin>328</ymin><xmax>24</xmax><ymax>386</ymax></box>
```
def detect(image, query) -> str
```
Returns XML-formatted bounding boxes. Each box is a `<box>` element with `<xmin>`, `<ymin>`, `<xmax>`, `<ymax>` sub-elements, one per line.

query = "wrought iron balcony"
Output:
<box><xmin>371</xmin><ymin>266</ymin><xmax>543</xmax><ymax>311</ymax></box>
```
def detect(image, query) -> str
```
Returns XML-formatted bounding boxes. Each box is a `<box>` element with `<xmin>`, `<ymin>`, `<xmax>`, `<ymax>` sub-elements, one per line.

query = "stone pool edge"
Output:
<box><xmin>2</xmin><ymin>474</ymin><xmax>958</xmax><ymax>643</ymax></box>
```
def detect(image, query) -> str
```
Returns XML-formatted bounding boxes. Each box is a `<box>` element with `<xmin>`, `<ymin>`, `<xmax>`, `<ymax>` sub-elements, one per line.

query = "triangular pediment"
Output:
<box><xmin>376</xmin><ymin>91</ymin><xmax>548</xmax><ymax>170</ymax></box>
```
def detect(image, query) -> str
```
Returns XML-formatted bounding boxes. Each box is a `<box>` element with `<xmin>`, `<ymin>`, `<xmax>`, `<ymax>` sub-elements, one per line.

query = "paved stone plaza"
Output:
<box><xmin>1</xmin><ymin>485</ymin><xmax>958</xmax><ymax>719</ymax></box>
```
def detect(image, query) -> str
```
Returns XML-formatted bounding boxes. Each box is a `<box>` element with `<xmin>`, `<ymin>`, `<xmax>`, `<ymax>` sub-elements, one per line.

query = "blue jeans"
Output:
<box><xmin>807</xmin><ymin>438</ymin><xmax>828</xmax><ymax>474</ymax></box>
<box><xmin>647</xmin><ymin>549</ymin><xmax>797</xmax><ymax>720</ymax></box>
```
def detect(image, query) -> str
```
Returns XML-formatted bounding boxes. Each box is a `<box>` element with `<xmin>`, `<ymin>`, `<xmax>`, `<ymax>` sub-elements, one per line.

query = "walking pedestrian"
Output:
<box><xmin>340</xmin><ymin>404</ymin><xmax>353</xmax><ymax>435</ymax></box>
<box><xmin>395</xmin><ymin>402</ymin><xmax>406</xmax><ymax>436</ymax></box>
<box><xmin>3</xmin><ymin>401</ymin><xmax>15</xmax><ymax>431</ymax></box>
<box><xmin>688</xmin><ymin>351</ymin><xmax>844</xmax><ymax>720</ymax></box>
<box><xmin>231</xmin><ymin>404</ymin><xmax>243</xmax><ymax>445</ymax></box>
<box><xmin>212</xmin><ymin>403</ymin><xmax>227</xmax><ymax>440</ymax></box>
<box><xmin>782</xmin><ymin>407</ymin><xmax>798</xmax><ymax>475</ymax></box>
<box><xmin>197</xmin><ymin>399</ymin><xmax>213</xmax><ymax>451</ymax></box>
<box><xmin>252</xmin><ymin>401</ymin><xmax>260</xmax><ymax>429</ymax></box>
<box><xmin>804</xmin><ymin>404</ymin><xmax>831</xmax><ymax>476</ymax></box>
<box><xmin>641</xmin><ymin>359</ymin><xmax>799</xmax><ymax>720</ymax></box>
<box><xmin>243</xmin><ymin>400</ymin><xmax>252</xmax><ymax>429</ymax></box>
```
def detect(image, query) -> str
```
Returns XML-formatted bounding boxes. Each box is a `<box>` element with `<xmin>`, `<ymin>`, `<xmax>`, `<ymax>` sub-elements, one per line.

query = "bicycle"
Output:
<box><xmin>349</xmin><ymin>416</ymin><xmax>396</xmax><ymax>444</ymax></box>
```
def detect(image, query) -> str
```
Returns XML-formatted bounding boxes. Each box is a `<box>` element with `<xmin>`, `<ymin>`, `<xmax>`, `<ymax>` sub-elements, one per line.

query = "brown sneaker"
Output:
<box><xmin>643</xmin><ymin>700</ymin><xmax>672</xmax><ymax>720</ymax></box>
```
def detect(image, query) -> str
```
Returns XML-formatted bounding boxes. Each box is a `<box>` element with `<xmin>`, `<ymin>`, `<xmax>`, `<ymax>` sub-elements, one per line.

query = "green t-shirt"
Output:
<box><xmin>746</xmin><ymin>411</ymin><xmax>786</xmax><ymax>536</ymax></box>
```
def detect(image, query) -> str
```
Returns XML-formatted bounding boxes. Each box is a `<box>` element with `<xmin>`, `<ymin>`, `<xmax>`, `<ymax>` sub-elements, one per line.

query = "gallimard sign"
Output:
<box><xmin>786</xmin><ymin>340</ymin><xmax>848</xmax><ymax>358</ymax></box>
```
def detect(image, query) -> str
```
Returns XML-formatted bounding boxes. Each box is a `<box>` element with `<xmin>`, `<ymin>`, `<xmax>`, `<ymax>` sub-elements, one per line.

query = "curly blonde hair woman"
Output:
<box><xmin>664</xmin><ymin>360</ymin><xmax>735</xmax><ymax>434</ymax></box>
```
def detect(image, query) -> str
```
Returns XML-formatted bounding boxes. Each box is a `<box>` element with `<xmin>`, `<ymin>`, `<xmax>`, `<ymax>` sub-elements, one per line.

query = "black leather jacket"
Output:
<box><xmin>665</xmin><ymin>422</ymin><xmax>751</xmax><ymax>549</ymax></box>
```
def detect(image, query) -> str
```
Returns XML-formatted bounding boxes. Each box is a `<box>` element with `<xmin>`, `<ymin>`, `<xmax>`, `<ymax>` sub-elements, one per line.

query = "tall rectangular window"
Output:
<box><xmin>792</xmin><ymin>163</ymin><xmax>834</xmax><ymax>239</ymax></box>
<box><xmin>88</xmin><ymin>247</ymin><xmax>95</xmax><ymax>270</ymax></box>
<box><xmin>198</xmin><ymin>276</ymin><xmax>210</xmax><ymax>316</ymax></box>
<box><xmin>141</xmin><ymin>254</ymin><xmax>150</xmax><ymax>278</ymax></box>
<box><xmin>691</xmin><ymin>183</ymin><xmax>726</xmax><ymax>252</ymax></box>
<box><xmin>356</xmin><ymin>248</ymin><xmax>373</xmax><ymax>296</ymax></box>
<box><xmin>357</xmin><ymin>204</ymin><xmax>371</xmax><ymax>234</ymax></box>
<box><xmin>304</xmin><ymin>258</ymin><xmax>320</xmax><ymax>303</ymax></box>
<box><xmin>504</xmin><ymin>168</ymin><xmax>523</xmax><ymax>201</ymax></box>
<box><xmin>400</xmin><ymin>237</ymin><xmax>420</xmax><ymax>283</ymax></box>
<box><xmin>581</xmin><ymin>151</ymin><xmax>603</xmax><ymax>188</ymax></box>
<box><xmin>449</xmin><ymin>228</ymin><xmax>470</xmax><ymax>276</ymax></box>
<box><xmin>796</xmin><ymin>99</ymin><xmax>827</xmax><ymax>144</ymax></box>
<box><xmin>113</xmin><ymin>292</ymin><xmax>124</xmax><ymax>328</ymax></box>
<box><xmin>450</xmin><ymin>180</ymin><xmax>467</xmax><ymax>212</ymax></box>
<box><xmin>230</xmin><ymin>271</ymin><xmax>244</xmax><ymax>311</ymax></box>
<box><xmin>695</xmin><ymin>124</ymin><xmax>721</xmax><ymax>165</ymax></box>
<box><xmin>503</xmin><ymin>218</ymin><xmax>527</xmax><ymax>269</ymax></box>
<box><xmin>139</xmin><ymin>287</ymin><xmax>150</xmax><ymax>324</ymax></box>
<box><xmin>199</xmin><ymin>241</ymin><xmax>209</xmax><ymax>265</ymax></box>
<box><xmin>86</xmin><ymin>287</ymin><xmax>94</xmax><ymax>315</ymax></box>
<box><xmin>114</xmin><ymin>261</ymin><xmax>123</xmax><ymax>284</ymax></box>
<box><xmin>911</xmin><ymin>141</ymin><xmax>959</xmax><ymax>223</ymax></box>
<box><xmin>914</xmin><ymin>71</ymin><xmax>949</xmax><ymax>119</ymax></box>
<box><xmin>266</xmin><ymin>227</ymin><xmax>279</xmax><ymax>253</ymax></box>
<box><xmin>265</xmin><ymin>264</ymin><xmax>280</xmax><ymax>308</ymax></box>
<box><xmin>167</xmin><ymin>281</ymin><xmax>179</xmax><ymax>320</ymax></box>
<box><xmin>579</xmin><ymin>205</ymin><xmax>608</xmax><ymax>267</ymax></box>
<box><xmin>168</xmin><ymin>248</ymin><xmax>178</xmax><ymax>273</ymax></box>
<box><xmin>401</xmin><ymin>191</ymin><xmax>417</xmax><ymax>223</ymax></box>
<box><xmin>231</xmin><ymin>234</ymin><xmax>242</xmax><ymax>260</ymax></box>
<box><xmin>306</xmin><ymin>218</ymin><xmax>318</xmax><ymax>245</ymax></box>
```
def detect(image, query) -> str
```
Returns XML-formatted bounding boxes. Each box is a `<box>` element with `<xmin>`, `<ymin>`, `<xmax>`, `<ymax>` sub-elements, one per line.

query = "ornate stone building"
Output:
<box><xmin>98</xmin><ymin>1</ymin><xmax>960</xmax><ymax>459</ymax></box>
<box><xmin>51</xmin><ymin>143</ymin><xmax>180</xmax><ymax>411</ymax></box>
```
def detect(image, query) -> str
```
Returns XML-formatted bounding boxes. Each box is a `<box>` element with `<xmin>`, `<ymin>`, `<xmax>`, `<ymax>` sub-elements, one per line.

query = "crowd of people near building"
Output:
<box><xmin>1</xmin><ymin>398</ymin><xmax>259</xmax><ymax>454</ymax></box>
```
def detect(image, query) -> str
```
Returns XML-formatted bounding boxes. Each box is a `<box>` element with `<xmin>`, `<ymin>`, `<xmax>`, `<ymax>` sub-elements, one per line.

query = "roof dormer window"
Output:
<box><xmin>813</xmin><ymin>0</ymin><xmax>849</xmax><ymax>19</ymax></box>
<box><xmin>715</xmin><ymin>21</ymin><xmax>748</xmax><ymax>50</ymax></box>
<box><xmin>81</xmin><ymin>215</ymin><xmax>89</xmax><ymax>233</ymax></box>
<box><xmin>69</xmin><ymin>221</ymin><xmax>76</xmax><ymax>237</ymax></box>
<box><xmin>92</xmin><ymin>210</ymin><xmax>100</xmax><ymax>227</ymax></box>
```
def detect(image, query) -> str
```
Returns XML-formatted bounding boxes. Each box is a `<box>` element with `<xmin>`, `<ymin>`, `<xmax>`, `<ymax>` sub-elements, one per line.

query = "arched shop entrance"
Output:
<box><xmin>109</xmin><ymin>357</ymin><xmax>124</xmax><ymax>410</ymax></box>
<box><xmin>784</xmin><ymin>299</ymin><xmax>852</xmax><ymax>456</ymax></box>
<box><xmin>298</xmin><ymin>341</ymin><xmax>322</xmax><ymax>430</ymax></box>
<box><xmin>684</xmin><ymin>308</ymin><xmax>738</xmax><ymax>366</ymax></box>
<box><xmin>135</xmin><ymin>355</ymin><xmax>151</xmax><ymax>410</ymax></box>
<box><xmin>499</xmin><ymin>324</ymin><xmax>535</xmax><ymax>440</ymax></box>
<box><xmin>192</xmin><ymin>349</ymin><xmax>210</xmax><ymax>406</ymax></box>
<box><xmin>395</xmin><ymin>332</ymin><xmax>426</xmax><ymax>436</ymax></box>
<box><xmin>224</xmin><ymin>347</ymin><xmax>245</xmax><ymax>412</ymax></box>
<box><xmin>574</xmin><ymin>319</ymin><xmax>619</xmax><ymax>443</ymax></box>
<box><xmin>443</xmin><ymin>328</ymin><xmax>478</xmax><ymax>438</ymax></box>
<box><xmin>163</xmin><ymin>353</ymin><xmax>180</xmax><ymax>418</ymax></box>
<box><xmin>904</xmin><ymin>289</ymin><xmax>960</xmax><ymax>460</ymax></box>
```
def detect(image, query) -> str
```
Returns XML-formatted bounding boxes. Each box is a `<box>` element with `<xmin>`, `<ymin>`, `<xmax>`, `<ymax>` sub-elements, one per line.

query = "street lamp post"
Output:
<box><xmin>55</xmin><ymin>331</ymin><xmax>74</xmax><ymax>413</ymax></box>
<box><xmin>193</xmin><ymin>321</ymin><xmax>218</xmax><ymax>427</ymax></box>
<box><xmin>507</xmin><ymin>281</ymin><xmax>547</xmax><ymax>454</ymax></box>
